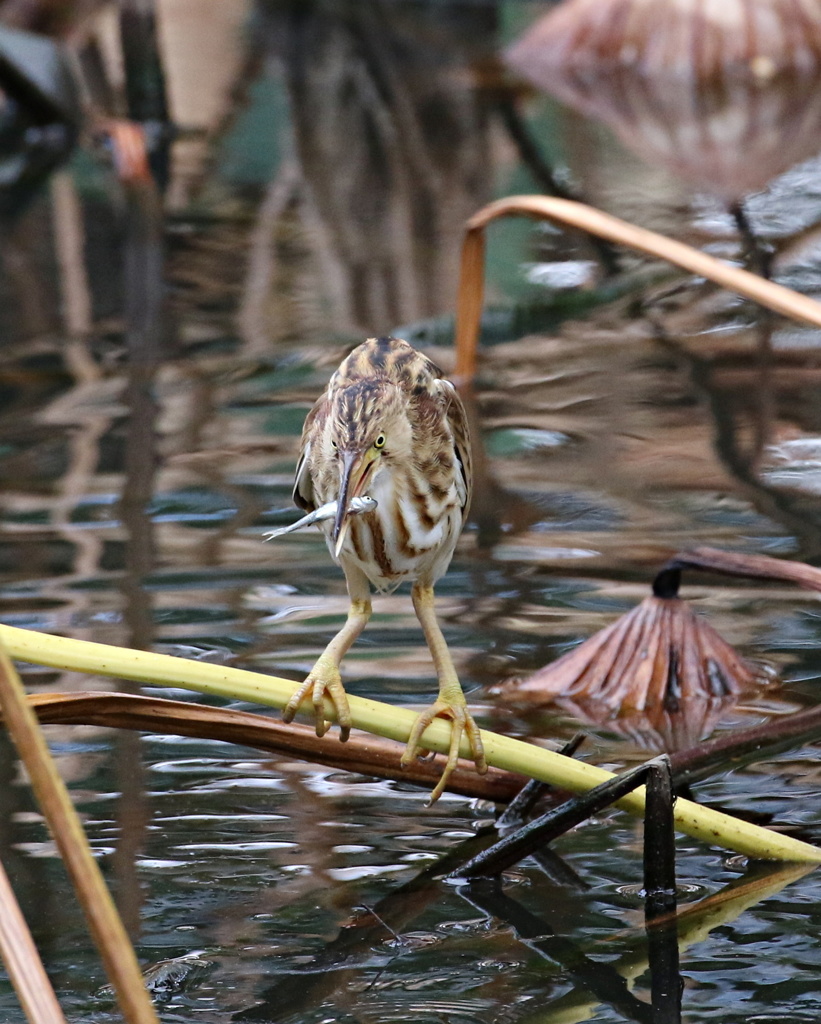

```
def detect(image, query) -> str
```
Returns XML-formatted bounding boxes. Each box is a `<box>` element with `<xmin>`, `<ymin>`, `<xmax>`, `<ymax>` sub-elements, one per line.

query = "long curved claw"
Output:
<box><xmin>401</xmin><ymin>698</ymin><xmax>487</xmax><ymax>803</ymax></box>
<box><xmin>282</xmin><ymin>658</ymin><xmax>352</xmax><ymax>742</ymax></box>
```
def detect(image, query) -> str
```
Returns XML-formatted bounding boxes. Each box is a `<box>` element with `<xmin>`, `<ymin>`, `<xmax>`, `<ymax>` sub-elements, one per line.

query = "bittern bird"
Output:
<box><xmin>282</xmin><ymin>336</ymin><xmax>487</xmax><ymax>801</ymax></box>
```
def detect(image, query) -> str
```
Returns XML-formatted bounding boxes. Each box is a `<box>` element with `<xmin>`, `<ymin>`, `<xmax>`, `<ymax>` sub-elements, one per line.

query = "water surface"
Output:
<box><xmin>2</xmin><ymin>2</ymin><xmax>821</xmax><ymax>1022</ymax></box>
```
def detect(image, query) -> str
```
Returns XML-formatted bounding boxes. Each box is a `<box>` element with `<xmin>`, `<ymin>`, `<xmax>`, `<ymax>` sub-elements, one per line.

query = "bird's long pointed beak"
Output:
<box><xmin>333</xmin><ymin>450</ymin><xmax>366</xmax><ymax>558</ymax></box>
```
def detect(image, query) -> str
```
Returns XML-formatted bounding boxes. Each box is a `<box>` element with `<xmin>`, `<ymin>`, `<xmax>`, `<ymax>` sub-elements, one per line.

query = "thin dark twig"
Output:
<box><xmin>644</xmin><ymin>759</ymin><xmax>682</xmax><ymax>1024</ymax></box>
<box><xmin>730</xmin><ymin>199</ymin><xmax>774</xmax><ymax>279</ymax></box>
<box><xmin>450</xmin><ymin>755</ymin><xmax>672</xmax><ymax>880</ymax></box>
<box><xmin>644</xmin><ymin>757</ymin><xmax>677</xmax><ymax>910</ymax></box>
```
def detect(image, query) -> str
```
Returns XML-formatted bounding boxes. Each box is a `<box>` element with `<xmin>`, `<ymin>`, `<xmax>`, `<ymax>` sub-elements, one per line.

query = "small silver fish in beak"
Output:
<box><xmin>263</xmin><ymin>495</ymin><xmax>377</xmax><ymax>541</ymax></box>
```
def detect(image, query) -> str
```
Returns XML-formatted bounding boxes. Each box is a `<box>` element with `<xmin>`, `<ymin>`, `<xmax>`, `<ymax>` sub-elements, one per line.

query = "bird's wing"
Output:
<box><xmin>292</xmin><ymin>396</ymin><xmax>326</xmax><ymax>512</ymax></box>
<box><xmin>437</xmin><ymin>379</ymin><xmax>473</xmax><ymax>516</ymax></box>
<box><xmin>292</xmin><ymin>446</ymin><xmax>314</xmax><ymax>512</ymax></box>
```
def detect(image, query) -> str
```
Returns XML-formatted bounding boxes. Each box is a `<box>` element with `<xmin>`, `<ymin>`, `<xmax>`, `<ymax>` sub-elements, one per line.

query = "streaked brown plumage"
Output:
<box><xmin>282</xmin><ymin>336</ymin><xmax>487</xmax><ymax>801</ymax></box>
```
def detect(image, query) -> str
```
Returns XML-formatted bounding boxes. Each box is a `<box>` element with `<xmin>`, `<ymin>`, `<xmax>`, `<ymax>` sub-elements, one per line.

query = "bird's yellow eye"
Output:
<box><xmin>330</xmin><ymin>439</ymin><xmax>338</xmax><ymax>450</ymax></box>
<box><xmin>374</xmin><ymin>434</ymin><xmax>386</xmax><ymax>449</ymax></box>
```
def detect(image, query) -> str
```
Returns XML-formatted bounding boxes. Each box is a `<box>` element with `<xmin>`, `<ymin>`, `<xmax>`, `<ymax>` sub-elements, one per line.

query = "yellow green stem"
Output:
<box><xmin>1</xmin><ymin>623</ymin><xmax>819</xmax><ymax>863</ymax></box>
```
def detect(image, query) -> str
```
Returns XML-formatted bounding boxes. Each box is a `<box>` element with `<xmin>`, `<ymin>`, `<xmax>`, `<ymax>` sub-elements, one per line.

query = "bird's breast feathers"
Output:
<box><xmin>330</xmin><ymin>463</ymin><xmax>463</xmax><ymax>592</ymax></box>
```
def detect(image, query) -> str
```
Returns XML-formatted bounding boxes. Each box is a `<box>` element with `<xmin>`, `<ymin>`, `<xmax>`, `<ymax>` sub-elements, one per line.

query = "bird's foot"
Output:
<box><xmin>281</xmin><ymin>655</ymin><xmax>352</xmax><ymax>741</ymax></box>
<box><xmin>400</xmin><ymin>696</ymin><xmax>487</xmax><ymax>803</ymax></box>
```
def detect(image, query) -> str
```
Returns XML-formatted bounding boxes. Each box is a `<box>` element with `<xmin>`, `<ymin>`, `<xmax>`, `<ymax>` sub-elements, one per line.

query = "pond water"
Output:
<box><xmin>2</xmin><ymin>2</ymin><xmax>821</xmax><ymax>1022</ymax></box>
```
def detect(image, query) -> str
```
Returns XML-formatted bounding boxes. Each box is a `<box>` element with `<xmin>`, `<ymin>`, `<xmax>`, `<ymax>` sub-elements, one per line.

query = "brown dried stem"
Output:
<box><xmin>669</xmin><ymin>703</ymin><xmax>821</xmax><ymax>787</ymax></box>
<box><xmin>0</xmin><ymin>644</ymin><xmax>159</xmax><ymax>1024</ymax></box>
<box><xmin>454</xmin><ymin>195</ymin><xmax>821</xmax><ymax>380</ymax></box>
<box><xmin>0</xmin><ymin>856</ymin><xmax>68</xmax><ymax>1024</ymax></box>
<box><xmin>21</xmin><ymin>691</ymin><xmax>527</xmax><ymax>803</ymax></box>
<box><xmin>669</xmin><ymin>546</ymin><xmax>821</xmax><ymax>593</ymax></box>
<box><xmin>17</xmin><ymin>689</ymin><xmax>821</xmax><ymax>813</ymax></box>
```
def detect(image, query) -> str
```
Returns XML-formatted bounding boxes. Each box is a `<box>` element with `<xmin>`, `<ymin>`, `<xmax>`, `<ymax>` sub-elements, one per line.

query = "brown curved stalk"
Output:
<box><xmin>671</xmin><ymin>546</ymin><xmax>821</xmax><ymax>593</ymax></box>
<box><xmin>454</xmin><ymin>195</ymin><xmax>821</xmax><ymax>380</ymax></box>
<box><xmin>21</xmin><ymin>692</ymin><xmax>527</xmax><ymax>803</ymax></box>
<box><xmin>16</xmin><ymin>688</ymin><xmax>821</xmax><ymax>806</ymax></box>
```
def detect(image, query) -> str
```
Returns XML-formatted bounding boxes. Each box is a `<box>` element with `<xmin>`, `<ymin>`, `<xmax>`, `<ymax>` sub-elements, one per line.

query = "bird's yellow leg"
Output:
<box><xmin>403</xmin><ymin>582</ymin><xmax>487</xmax><ymax>802</ymax></box>
<box><xmin>282</xmin><ymin>567</ymin><xmax>371</xmax><ymax>742</ymax></box>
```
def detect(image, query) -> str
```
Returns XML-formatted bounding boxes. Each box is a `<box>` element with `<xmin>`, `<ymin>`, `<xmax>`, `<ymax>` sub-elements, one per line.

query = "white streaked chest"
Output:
<box><xmin>330</xmin><ymin>462</ymin><xmax>463</xmax><ymax>591</ymax></box>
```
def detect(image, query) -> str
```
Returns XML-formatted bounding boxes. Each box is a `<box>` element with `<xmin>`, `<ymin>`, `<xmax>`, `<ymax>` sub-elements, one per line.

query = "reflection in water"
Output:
<box><xmin>649</xmin><ymin>308</ymin><xmax>821</xmax><ymax>557</ymax></box>
<box><xmin>507</xmin><ymin>0</ymin><xmax>821</xmax><ymax>277</ymax></box>
<box><xmin>264</xmin><ymin>0</ymin><xmax>497</xmax><ymax>334</ymax></box>
<box><xmin>115</xmin><ymin>167</ymin><xmax>167</xmax><ymax>939</ymax></box>
<box><xmin>507</xmin><ymin>0</ymin><xmax>821</xmax><ymax>200</ymax></box>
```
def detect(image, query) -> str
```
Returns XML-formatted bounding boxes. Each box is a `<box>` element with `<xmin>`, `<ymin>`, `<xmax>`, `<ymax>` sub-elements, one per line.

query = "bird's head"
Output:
<box><xmin>323</xmin><ymin>380</ymin><xmax>410</xmax><ymax>557</ymax></box>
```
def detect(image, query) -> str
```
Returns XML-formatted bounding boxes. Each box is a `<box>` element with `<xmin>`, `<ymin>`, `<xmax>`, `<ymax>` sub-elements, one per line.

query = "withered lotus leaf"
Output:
<box><xmin>496</xmin><ymin>593</ymin><xmax>768</xmax><ymax>748</ymax></box>
<box><xmin>508</xmin><ymin>595</ymin><xmax>759</xmax><ymax>712</ymax></box>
